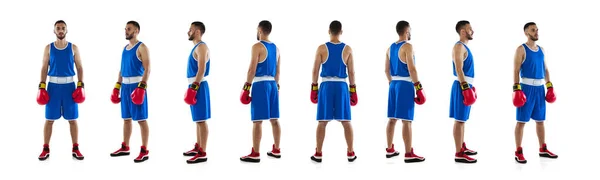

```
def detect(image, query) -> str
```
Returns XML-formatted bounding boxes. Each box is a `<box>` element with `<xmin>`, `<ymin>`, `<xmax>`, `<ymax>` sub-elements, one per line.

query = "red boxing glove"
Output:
<box><xmin>240</xmin><ymin>82</ymin><xmax>252</xmax><ymax>105</ymax></box>
<box><xmin>512</xmin><ymin>83</ymin><xmax>527</xmax><ymax>107</ymax></box>
<box><xmin>37</xmin><ymin>82</ymin><xmax>50</xmax><ymax>105</ymax></box>
<box><xmin>413</xmin><ymin>82</ymin><xmax>426</xmax><ymax>105</ymax></box>
<box><xmin>545</xmin><ymin>82</ymin><xmax>556</xmax><ymax>103</ymax></box>
<box><xmin>460</xmin><ymin>82</ymin><xmax>476</xmax><ymax>106</ymax></box>
<box><xmin>184</xmin><ymin>82</ymin><xmax>200</xmax><ymax>105</ymax></box>
<box><xmin>349</xmin><ymin>84</ymin><xmax>358</xmax><ymax>106</ymax></box>
<box><xmin>310</xmin><ymin>83</ymin><xmax>318</xmax><ymax>104</ymax></box>
<box><xmin>72</xmin><ymin>81</ymin><xmax>85</xmax><ymax>104</ymax></box>
<box><xmin>131</xmin><ymin>81</ymin><xmax>147</xmax><ymax>105</ymax></box>
<box><xmin>111</xmin><ymin>82</ymin><xmax>121</xmax><ymax>104</ymax></box>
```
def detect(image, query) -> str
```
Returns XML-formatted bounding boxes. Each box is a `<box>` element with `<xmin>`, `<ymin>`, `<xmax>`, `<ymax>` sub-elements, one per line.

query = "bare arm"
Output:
<box><xmin>541</xmin><ymin>47</ymin><xmax>551</xmax><ymax>82</ymax></box>
<box><xmin>275</xmin><ymin>47</ymin><xmax>281</xmax><ymax>84</ymax></box>
<box><xmin>194</xmin><ymin>44</ymin><xmax>209</xmax><ymax>83</ymax></box>
<box><xmin>117</xmin><ymin>71</ymin><xmax>122</xmax><ymax>83</ymax></box>
<box><xmin>312</xmin><ymin>45</ymin><xmax>324</xmax><ymax>84</ymax></box>
<box><xmin>138</xmin><ymin>44</ymin><xmax>151</xmax><ymax>83</ymax></box>
<box><xmin>40</xmin><ymin>45</ymin><xmax>50</xmax><ymax>83</ymax></box>
<box><xmin>346</xmin><ymin>46</ymin><xmax>356</xmax><ymax>85</ymax></box>
<box><xmin>403</xmin><ymin>43</ymin><xmax>419</xmax><ymax>83</ymax></box>
<box><xmin>384</xmin><ymin>47</ymin><xmax>391</xmax><ymax>83</ymax></box>
<box><xmin>513</xmin><ymin>46</ymin><xmax>525</xmax><ymax>84</ymax></box>
<box><xmin>73</xmin><ymin>44</ymin><xmax>84</xmax><ymax>82</ymax></box>
<box><xmin>245</xmin><ymin>43</ymin><xmax>262</xmax><ymax>84</ymax></box>
<box><xmin>452</xmin><ymin>43</ymin><xmax>466</xmax><ymax>83</ymax></box>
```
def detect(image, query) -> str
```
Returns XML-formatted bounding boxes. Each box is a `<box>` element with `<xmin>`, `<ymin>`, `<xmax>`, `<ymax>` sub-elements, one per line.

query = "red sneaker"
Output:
<box><xmin>386</xmin><ymin>144</ymin><xmax>400</xmax><ymax>158</ymax></box>
<box><xmin>404</xmin><ymin>148</ymin><xmax>425</xmax><ymax>163</ymax></box>
<box><xmin>515</xmin><ymin>147</ymin><xmax>527</xmax><ymax>163</ymax></box>
<box><xmin>186</xmin><ymin>147</ymin><xmax>207</xmax><ymax>164</ymax></box>
<box><xmin>110</xmin><ymin>142</ymin><xmax>130</xmax><ymax>157</ymax></box>
<box><xmin>455</xmin><ymin>148</ymin><xmax>477</xmax><ymax>163</ymax></box>
<box><xmin>539</xmin><ymin>143</ymin><xmax>558</xmax><ymax>159</ymax></box>
<box><xmin>38</xmin><ymin>144</ymin><xmax>50</xmax><ymax>161</ymax></box>
<box><xmin>462</xmin><ymin>142</ymin><xmax>477</xmax><ymax>155</ymax></box>
<box><xmin>266</xmin><ymin>144</ymin><xmax>281</xmax><ymax>158</ymax></box>
<box><xmin>347</xmin><ymin>151</ymin><xmax>357</xmax><ymax>162</ymax></box>
<box><xmin>72</xmin><ymin>143</ymin><xmax>84</xmax><ymax>160</ymax></box>
<box><xmin>133</xmin><ymin>146</ymin><xmax>149</xmax><ymax>163</ymax></box>
<box><xmin>240</xmin><ymin>148</ymin><xmax>260</xmax><ymax>163</ymax></box>
<box><xmin>183</xmin><ymin>143</ymin><xmax>199</xmax><ymax>156</ymax></box>
<box><xmin>311</xmin><ymin>150</ymin><xmax>322</xmax><ymax>163</ymax></box>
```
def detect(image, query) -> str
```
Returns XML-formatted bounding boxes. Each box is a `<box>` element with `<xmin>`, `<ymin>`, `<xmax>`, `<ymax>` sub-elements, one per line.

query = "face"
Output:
<box><xmin>463</xmin><ymin>24</ymin><xmax>474</xmax><ymax>40</ymax></box>
<box><xmin>125</xmin><ymin>24</ymin><xmax>137</xmax><ymax>40</ymax></box>
<box><xmin>188</xmin><ymin>25</ymin><xmax>196</xmax><ymax>41</ymax></box>
<box><xmin>406</xmin><ymin>27</ymin><xmax>412</xmax><ymax>40</ymax></box>
<box><xmin>526</xmin><ymin>25</ymin><xmax>539</xmax><ymax>41</ymax></box>
<box><xmin>256</xmin><ymin>27</ymin><xmax>261</xmax><ymax>40</ymax></box>
<box><xmin>54</xmin><ymin>23</ymin><xmax>67</xmax><ymax>40</ymax></box>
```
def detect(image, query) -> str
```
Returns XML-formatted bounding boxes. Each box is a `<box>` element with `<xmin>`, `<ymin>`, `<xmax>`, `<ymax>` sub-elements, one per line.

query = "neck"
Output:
<box><xmin>329</xmin><ymin>36</ymin><xmax>340</xmax><ymax>43</ymax></box>
<box><xmin>526</xmin><ymin>40</ymin><xmax>536</xmax><ymax>47</ymax></box>
<box><xmin>459</xmin><ymin>37</ymin><xmax>469</xmax><ymax>44</ymax></box>
<box><xmin>259</xmin><ymin>35</ymin><xmax>269</xmax><ymax>42</ymax></box>
<box><xmin>128</xmin><ymin>38</ymin><xmax>139</xmax><ymax>45</ymax></box>
<box><xmin>55</xmin><ymin>39</ymin><xmax>67</xmax><ymax>44</ymax></box>
<box><xmin>193</xmin><ymin>37</ymin><xmax>202</xmax><ymax>44</ymax></box>
<box><xmin>398</xmin><ymin>36</ymin><xmax>408</xmax><ymax>42</ymax></box>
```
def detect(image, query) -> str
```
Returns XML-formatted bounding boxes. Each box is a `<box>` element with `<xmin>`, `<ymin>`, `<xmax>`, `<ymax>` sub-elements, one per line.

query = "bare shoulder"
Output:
<box><xmin>344</xmin><ymin>44</ymin><xmax>353</xmax><ymax>52</ymax></box>
<box><xmin>401</xmin><ymin>42</ymin><xmax>413</xmax><ymax>50</ymax></box>
<box><xmin>317</xmin><ymin>44</ymin><xmax>327</xmax><ymax>52</ymax></box>
<box><xmin>453</xmin><ymin>43</ymin><xmax>464</xmax><ymax>52</ymax></box>
<box><xmin>44</xmin><ymin>44</ymin><xmax>50</xmax><ymax>51</ymax></box>
<box><xmin>515</xmin><ymin>44</ymin><xmax>525</xmax><ymax>53</ymax></box>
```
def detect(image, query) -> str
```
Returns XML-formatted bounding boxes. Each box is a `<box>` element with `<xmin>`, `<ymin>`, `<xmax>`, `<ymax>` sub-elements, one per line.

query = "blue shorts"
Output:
<box><xmin>190</xmin><ymin>81</ymin><xmax>211</xmax><ymax>122</ymax></box>
<box><xmin>250</xmin><ymin>80</ymin><xmax>279</xmax><ymax>121</ymax></box>
<box><xmin>46</xmin><ymin>82</ymin><xmax>78</xmax><ymax>120</ymax></box>
<box><xmin>516</xmin><ymin>84</ymin><xmax>546</xmax><ymax>123</ymax></box>
<box><xmin>387</xmin><ymin>80</ymin><xmax>415</xmax><ymax>121</ymax></box>
<box><xmin>316</xmin><ymin>81</ymin><xmax>351</xmax><ymax>121</ymax></box>
<box><xmin>449</xmin><ymin>80</ymin><xmax>472</xmax><ymax>122</ymax></box>
<box><xmin>120</xmin><ymin>83</ymin><xmax>148</xmax><ymax>121</ymax></box>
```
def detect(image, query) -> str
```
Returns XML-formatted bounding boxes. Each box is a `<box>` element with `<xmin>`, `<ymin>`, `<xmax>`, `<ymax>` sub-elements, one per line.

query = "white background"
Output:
<box><xmin>0</xmin><ymin>0</ymin><xmax>597</xmax><ymax>179</ymax></box>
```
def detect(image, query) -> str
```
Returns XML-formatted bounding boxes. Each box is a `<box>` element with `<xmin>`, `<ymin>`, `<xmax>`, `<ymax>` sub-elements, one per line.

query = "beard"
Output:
<box><xmin>56</xmin><ymin>34</ymin><xmax>65</xmax><ymax>40</ymax></box>
<box><xmin>126</xmin><ymin>34</ymin><xmax>133</xmax><ymax>40</ymax></box>
<box><xmin>188</xmin><ymin>32</ymin><xmax>195</xmax><ymax>41</ymax></box>
<box><xmin>529</xmin><ymin>34</ymin><xmax>538</xmax><ymax>41</ymax></box>
<box><xmin>408</xmin><ymin>34</ymin><xmax>411</xmax><ymax>41</ymax></box>
<box><xmin>466</xmin><ymin>33</ymin><xmax>473</xmax><ymax>40</ymax></box>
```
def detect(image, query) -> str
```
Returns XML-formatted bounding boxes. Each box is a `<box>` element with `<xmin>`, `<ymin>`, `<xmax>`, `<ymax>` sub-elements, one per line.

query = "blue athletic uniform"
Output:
<box><xmin>516</xmin><ymin>44</ymin><xmax>546</xmax><ymax>123</ymax></box>
<box><xmin>250</xmin><ymin>40</ymin><xmax>280</xmax><ymax>121</ymax></box>
<box><xmin>316</xmin><ymin>42</ymin><xmax>351</xmax><ymax>121</ymax></box>
<box><xmin>387</xmin><ymin>41</ymin><xmax>416</xmax><ymax>121</ymax></box>
<box><xmin>120</xmin><ymin>41</ymin><xmax>148</xmax><ymax>121</ymax></box>
<box><xmin>449</xmin><ymin>41</ymin><xmax>475</xmax><ymax>122</ymax></box>
<box><xmin>46</xmin><ymin>42</ymin><xmax>78</xmax><ymax>120</ymax></box>
<box><xmin>187</xmin><ymin>41</ymin><xmax>211</xmax><ymax>122</ymax></box>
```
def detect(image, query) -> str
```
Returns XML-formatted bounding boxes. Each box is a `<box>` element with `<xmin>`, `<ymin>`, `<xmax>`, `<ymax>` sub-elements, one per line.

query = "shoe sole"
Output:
<box><xmin>539</xmin><ymin>154</ymin><xmax>558</xmax><ymax>159</ymax></box>
<box><xmin>386</xmin><ymin>152</ymin><xmax>399</xmax><ymax>158</ymax></box>
<box><xmin>183</xmin><ymin>152</ymin><xmax>197</xmax><ymax>156</ymax></box>
<box><xmin>187</xmin><ymin>158</ymin><xmax>208</xmax><ymax>164</ymax></box>
<box><xmin>110</xmin><ymin>152</ymin><xmax>130</xmax><ymax>157</ymax></box>
<box><xmin>515</xmin><ymin>157</ymin><xmax>527</xmax><ymax>164</ymax></box>
<box><xmin>405</xmin><ymin>158</ymin><xmax>425</xmax><ymax>163</ymax></box>
<box><xmin>134</xmin><ymin>156</ymin><xmax>149</xmax><ymax>163</ymax></box>
<box><xmin>348</xmin><ymin>156</ymin><xmax>357</xmax><ymax>162</ymax></box>
<box><xmin>311</xmin><ymin>156</ymin><xmax>322</xmax><ymax>163</ymax></box>
<box><xmin>455</xmin><ymin>159</ymin><xmax>477</xmax><ymax>163</ymax></box>
<box><xmin>240</xmin><ymin>158</ymin><xmax>260</xmax><ymax>163</ymax></box>
<box><xmin>267</xmin><ymin>152</ymin><xmax>281</xmax><ymax>158</ymax></box>
<box><xmin>72</xmin><ymin>153</ymin><xmax>84</xmax><ymax>160</ymax></box>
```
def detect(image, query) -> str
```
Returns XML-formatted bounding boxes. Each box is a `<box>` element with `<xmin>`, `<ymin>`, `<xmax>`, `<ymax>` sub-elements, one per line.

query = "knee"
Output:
<box><xmin>401</xmin><ymin>120</ymin><xmax>411</xmax><ymax>126</ymax></box>
<box><xmin>318</xmin><ymin>121</ymin><xmax>328</xmax><ymax>127</ymax></box>
<box><xmin>45</xmin><ymin>120</ymin><xmax>55</xmax><ymax>125</ymax></box>
<box><xmin>269</xmin><ymin>119</ymin><xmax>279</xmax><ymax>126</ymax></box>
<box><xmin>535</xmin><ymin>121</ymin><xmax>544</xmax><ymax>126</ymax></box>
<box><xmin>341</xmin><ymin>121</ymin><xmax>352</xmax><ymax>127</ymax></box>
<box><xmin>124</xmin><ymin>119</ymin><xmax>132</xmax><ymax>124</ymax></box>
<box><xmin>68</xmin><ymin>120</ymin><xmax>77</xmax><ymax>125</ymax></box>
<box><xmin>388</xmin><ymin>119</ymin><xmax>398</xmax><ymax>126</ymax></box>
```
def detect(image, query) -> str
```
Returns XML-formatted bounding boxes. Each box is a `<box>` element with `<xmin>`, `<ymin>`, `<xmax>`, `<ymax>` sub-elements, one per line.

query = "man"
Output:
<box><xmin>239</xmin><ymin>20</ymin><xmax>282</xmax><ymax>163</ymax></box>
<box><xmin>384</xmin><ymin>20</ymin><xmax>425</xmax><ymax>163</ymax></box>
<box><xmin>309</xmin><ymin>20</ymin><xmax>357</xmax><ymax>163</ymax></box>
<box><xmin>512</xmin><ymin>22</ymin><xmax>558</xmax><ymax>164</ymax></box>
<box><xmin>37</xmin><ymin>20</ymin><xmax>86</xmax><ymax>161</ymax></box>
<box><xmin>182</xmin><ymin>21</ymin><xmax>211</xmax><ymax>164</ymax></box>
<box><xmin>450</xmin><ymin>20</ymin><xmax>478</xmax><ymax>163</ymax></box>
<box><xmin>109</xmin><ymin>21</ymin><xmax>151</xmax><ymax>163</ymax></box>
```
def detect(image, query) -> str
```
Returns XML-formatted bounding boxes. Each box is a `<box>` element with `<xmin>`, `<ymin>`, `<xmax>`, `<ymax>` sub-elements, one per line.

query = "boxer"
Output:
<box><xmin>239</xmin><ymin>20</ymin><xmax>282</xmax><ymax>163</ymax></box>
<box><xmin>109</xmin><ymin>21</ymin><xmax>152</xmax><ymax>163</ymax></box>
<box><xmin>384</xmin><ymin>20</ymin><xmax>425</xmax><ymax>163</ymax></box>
<box><xmin>512</xmin><ymin>22</ymin><xmax>558</xmax><ymax>164</ymax></box>
<box><xmin>450</xmin><ymin>20</ymin><xmax>478</xmax><ymax>163</ymax></box>
<box><xmin>310</xmin><ymin>20</ymin><xmax>357</xmax><ymax>163</ymax></box>
<box><xmin>182</xmin><ymin>21</ymin><xmax>211</xmax><ymax>164</ymax></box>
<box><xmin>37</xmin><ymin>20</ymin><xmax>86</xmax><ymax>161</ymax></box>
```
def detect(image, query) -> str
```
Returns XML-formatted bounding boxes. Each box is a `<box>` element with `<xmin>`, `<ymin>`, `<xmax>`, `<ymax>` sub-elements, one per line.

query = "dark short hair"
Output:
<box><xmin>191</xmin><ymin>21</ymin><xmax>206</xmax><ymax>35</ymax></box>
<box><xmin>524</xmin><ymin>22</ymin><xmax>536</xmax><ymax>31</ymax></box>
<box><xmin>329</xmin><ymin>20</ymin><xmax>342</xmax><ymax>35</ymax></box>
<box><xmin>54</xmin><ymin>20</ymin><xmax>66</xmax><ymax>26</ymax></box>
<box><xmin>396</xmin><ymin>20</ymin><xmax>410</xmax><ymax>35</ymax></box>
<box><xmin>258</xmin><ymin>20</ymin><xmax>272</xmax><ymax>35</ymax></box>
<box><xmin>455</xmin><ymin>20</ymin><xmax>470</xmax><ymax>34</ymax></box>
<box><xmin>127</xmin><ymin>21</ymin><xmax>140</xmax><ymax>31</ymax></box>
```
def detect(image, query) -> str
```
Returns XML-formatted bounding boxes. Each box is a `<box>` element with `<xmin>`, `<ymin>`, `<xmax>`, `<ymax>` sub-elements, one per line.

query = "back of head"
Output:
<box><xmin>192</xmin><ymin>21</ymin><xmax>206</xmax><ymax>35</ymax></box>
<box><xmin>329</xmin><ymin>20</ymin><xmax>342</xmax><ymax>35</ymax></box>
<box><xmin>523</xmin><ymin>22</ymin><xmax>536</xmax><ymax>31</ymax></box>
<box><xmin>127</xmin><ymin>20</ymin><xmax>140</xmax><ymax>31</ymax></box>
<box><xmin>396</xmin><ymin>20</ymin><xmax>409</xmax><ymax>35</ymax></box>
<box><xmin>455</xmin><ymin>20</ymin><xmax>470</xmax><ymax>34</ymax></box>
<box><xmin>258</xmin><ymin>20</ymin><xmax>272</xmax><ymax>35</ymax></box>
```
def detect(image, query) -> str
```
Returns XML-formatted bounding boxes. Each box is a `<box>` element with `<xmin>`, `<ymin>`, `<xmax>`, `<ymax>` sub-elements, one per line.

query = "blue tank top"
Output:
<box><xmin>48</xmin><ymin>42</ymin><xmax>76</xmax><ymax>77</ymax></box>
<box><xmin>255</xmin><ymin>41</ymin><xmax>277</xmax><ymax>77</ymax></box>
<box><xmin>452</xmin><ymin>41</ymin><xmax>475</xmax><ymax>78</ymax></box>
<box><xmin>520</xmin><ymin>44</ymin><xmax>545</xmax><ymax>79</ymax></box>
<box><xmin>389</xmin><ymin>41</ymin><xmax>414</xmax><ymax>77</ymax></box>
<box><xmin>320</xmin><ymin>42</ymin><xmax>348</xmax><ymax>78</ymax></box>
<box><xmin>187</xmin><ymin>42</ymin><xmax>210</xmax><ymax>78</ymax></box>
<box><xmin>120</xmin><ymin>42</ymin><xmax>144</xmax><ymax>77</ymax></box>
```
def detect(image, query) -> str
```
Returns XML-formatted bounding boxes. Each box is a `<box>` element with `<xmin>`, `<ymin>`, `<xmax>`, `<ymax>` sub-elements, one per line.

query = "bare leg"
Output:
<box><xmin>138</xmin><ymin>121</ymin><xmax>149</xmax><ymax>147</ymax></box>
<box><xmin>44</xmin><ymin>120</ymin><xmax>54</xmax><ymax>144</ymax></box>
<box><xmin>535</xmin><ymin>121</ymin><xmax>546</xmax><ymax>147</ymax></box>
<box><xmin>315</xmin><ymin>121</ymin><xmax>328</xmax><ymax>152</ymax></box>
<box><xmin>453</xmin><ymin>121</ymin><xmax>465</xmax><ymax>152</ymax></box>
<box><xmin>198</xmin><ymin>122</ymin><xmax>208</xmax><ymax>151</ymax></box>
<box><xmin>402</xmin><ymin>121</ymin><xmax>412</xmax><ymax>153</ymax></box>
<box><xmin>386</xmin><ymin>119</ymin><xmax>397</xmax><ymax>149</ymax></box>
<box><xmin>68</xmin><ymin>120</ymin><xmax>78</xmax><ymax>144</ymax></box>
<box><xmin>270</xmin><ymin>119</ymin><xmax>281</xmax><ymax>149</ymax></box>
<box><xmin>252</xmin><ymin>121</ymin><xmax>262</xmax><ymax>152</ymax></box>
<box><xmin>123</xmin><ymin>119</ymin><xmax>133</xmax><ymax>146</ymax></box>
<box><xmin>341</xmin><ymin>121</ymin><xmax>354</xmax><ymax>152</ymax></box>
<box><xmin>515</xmin><ymin>122</ymin><xmax>526</xmax><ymax>148</ymax></box>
